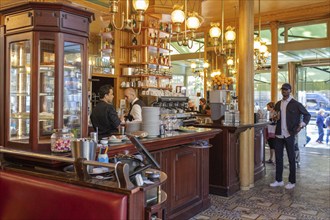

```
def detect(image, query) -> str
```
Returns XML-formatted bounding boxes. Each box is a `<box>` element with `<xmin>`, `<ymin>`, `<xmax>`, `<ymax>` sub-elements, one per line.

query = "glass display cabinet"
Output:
<box><xmin>0</xmin><ymin>2</ymin><xmax>94</xmax><ymax>152</ymax></box>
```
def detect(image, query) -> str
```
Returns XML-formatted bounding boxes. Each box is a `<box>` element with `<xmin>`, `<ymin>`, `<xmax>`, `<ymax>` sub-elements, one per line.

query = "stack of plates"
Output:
<box><xmin>142</xmin><ymin>107</ymin><xmax>160</xmax><ymax>137</ymax></box>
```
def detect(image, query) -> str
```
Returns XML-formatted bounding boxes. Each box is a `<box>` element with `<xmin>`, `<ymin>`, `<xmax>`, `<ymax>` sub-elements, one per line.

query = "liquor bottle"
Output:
<box><xmin>159</xmin><ymin>38</ymin><xmax>164</xmax><ymax>48</ymax></box>
<box><xmin>104</xmin><ymin>39</ymin><xmax>110</xmax><ymax>49</ymax></box>
<box><xmin>132</xmin><ymin>35</ymin><xmax>138</xmax><ymax>46</ymax></box>
<box><xmin>165</xmin><ymin>23</ymin><xmax>170</xmax><ymax>33</ymax></box>
<box><xmin>234</xmin><ymin>100</ymin><xmax>240</xmax><ymax>125</ymax></box>
<box><xmin>108</xmin><ymin>22</ymin><xmax>114</xmax><ymax>32</ymax></box>
<box><xmin>149</xmin><ymin>33</ymin><xmax>154</xmax><ymax>45</ymax></box>
<box><xmin>164</xmin><ymin>36</ymin><xmax>168</xmax><ymax>49</ymax></box>
<box><xmin>154</xmin><ymin>31</ymin><xmax>158</xmax><ymax>46</ymax></box>
<box><xmin>132</xmin><ymin>50</ymin><xmax>137</xmax><ymax>63</ymax></box>
<box><xmin>224</xmin><ymin>105</ymin><xmax>231</xmax><ymax>125</ymax></box>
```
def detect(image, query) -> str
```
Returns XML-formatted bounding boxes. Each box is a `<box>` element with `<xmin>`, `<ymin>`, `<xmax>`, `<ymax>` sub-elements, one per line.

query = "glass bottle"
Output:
<box><xmin>51</xmin><ymin>128</ymin><xmax>74</xmax><ymax>152</ymax></box>
<box><xmin>104</xmin><ymin>39</ymin><xmax>109</xmax><ymax>49</ymax></box>
<box><xmin>132</xmin><ymin>35</ymin><xmax>138</xmax><ymax>46</ymax></box>
<box><xmin>224</xmin><ymin>105</ymin><xmax>231</xmax><ymax>125</ymax></box>
<box><xmin>234</xmin><ymin>101</ymin><xmax>240</xmax><ymax>125</ymax></box>
<box><xmin>132</xmin><ymin>50</ymin><xmax>137</xmax><ymax>63</ymax></box>
<box><xmin>149</xmin><ymin>33</ymin><xmax>154</xmax><ymax>45</ymax></box>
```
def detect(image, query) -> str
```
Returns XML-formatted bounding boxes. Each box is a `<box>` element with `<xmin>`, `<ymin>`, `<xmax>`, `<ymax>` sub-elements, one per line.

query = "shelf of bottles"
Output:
<box><xmin>92</xmin><ymin>28</ymin><xmax>115</xmax><ymax>75</ymax></box>
<box><xmin>119</xmin><ymin>18</ymin><xmax>172</xmax><ymax>92</ymax></box>
<box><xmin>122</xmin><ymin>21</ymin><xmax>171</xmax><ymax>64</ymax></box>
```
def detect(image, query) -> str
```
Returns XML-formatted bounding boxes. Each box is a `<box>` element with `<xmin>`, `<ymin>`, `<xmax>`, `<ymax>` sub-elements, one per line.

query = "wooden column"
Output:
<box><xmin>238</xmin><ymin>0</ymin><xmax>255</xmax><ymax>190</ymax></box>
<box><xmin>270</xmin><ymin>22</ymin><xmax>279</xmax><ymax>102</ymax></box>
<box><xmin>288</xmin><ymin>62</ymin><xmax>297</xmax><ymax>96</ymax></box>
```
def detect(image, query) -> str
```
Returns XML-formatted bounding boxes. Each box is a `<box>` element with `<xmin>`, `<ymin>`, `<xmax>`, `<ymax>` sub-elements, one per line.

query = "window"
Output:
<box><xmin>287</xmin><ymin>23</ymin><xmax>327</xmax><ymax>42</ymax></box>
<box><xmin>172</xmin><ymin>75</ymin><xmax>184</xmax><ymax>92</ymax></box>
<box><xmin>187</xmin><ymin>75</ymin><xmax>204</xmax><ymax>97</ymax></box>
<box><xmin>254</xmin><ymin>70</ymin><xmax>289</xmax><ymax>109</ymax></box>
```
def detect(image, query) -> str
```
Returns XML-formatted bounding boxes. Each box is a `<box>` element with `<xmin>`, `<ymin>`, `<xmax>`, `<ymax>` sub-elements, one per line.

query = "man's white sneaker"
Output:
<box><xmin>270</xmin><ymin>181</ymin><xmax>284</xmax><ymax>187</ymax></box>
<box><xmin>285</xmin><ymin>182</ymin><xmax>295</xmax><ymax>189</ymax></box>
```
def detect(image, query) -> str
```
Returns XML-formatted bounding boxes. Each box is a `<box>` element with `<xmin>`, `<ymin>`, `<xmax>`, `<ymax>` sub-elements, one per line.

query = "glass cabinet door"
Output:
<box><xmin>9</xmin><ymin>41</ymin><xmax>31</xmax><ymax>142</ymax></box>
<box><xmin>39</xmin><ymin>40</ymin><xmax>55</xmax><ymax>138</ymax></box>
<box><xmin>63</xmin><ymin>42</ymin><xmax>82</xmax><ymax>137</ymax></box>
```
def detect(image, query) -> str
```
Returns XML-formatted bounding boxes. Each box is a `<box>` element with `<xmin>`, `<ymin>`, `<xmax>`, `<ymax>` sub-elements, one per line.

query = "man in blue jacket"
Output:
<box><xmin>270</xmin><ymin>83</ymin><xmax>311</xmax><ymax>190</ymax></box>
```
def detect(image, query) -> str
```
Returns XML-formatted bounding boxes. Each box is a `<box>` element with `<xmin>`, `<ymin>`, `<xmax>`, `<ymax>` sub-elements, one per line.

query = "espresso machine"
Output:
<box><xmin>152</xmin><ymin>96</ymin><xmax>196</xmax><ymax>126</ymax></box>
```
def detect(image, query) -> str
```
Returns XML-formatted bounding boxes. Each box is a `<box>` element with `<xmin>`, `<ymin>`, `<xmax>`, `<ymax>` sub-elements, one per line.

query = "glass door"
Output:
<box><xmin>9</xmin><ymin>40</ymin><xmax>31</xmax><ymax>143</ymax></box>
<box><xmin>63</xmin><ymin>42</ymin><xmax>83</xmax><ymax>137</ymax></box>
<box><xmin>39</xmin><ymin>40</ymin><xmax>55</xmax><ymax>139</ymax></box>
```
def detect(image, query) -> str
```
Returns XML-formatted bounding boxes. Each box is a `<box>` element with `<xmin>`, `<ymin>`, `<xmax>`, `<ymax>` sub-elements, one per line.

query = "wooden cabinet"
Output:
<box><xmin>254</xmin><ymin>123</ymin><xmax>267</xmax><ymax>181</ymax></box>
<box><xmin>151</xmin><ymin>145</ymin><xmax>210</xmax><ymax>220</ymax></box>
<box><xmin>0</xmin><ymin>2</ymin><xmax>93</xmax><ymax>152</ymax></box>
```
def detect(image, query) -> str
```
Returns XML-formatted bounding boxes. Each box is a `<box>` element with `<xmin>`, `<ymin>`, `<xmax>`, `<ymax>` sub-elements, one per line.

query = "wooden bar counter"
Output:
<box><xmin>107</xmin><ymin>127</ymin><xmax>221</xmax><ymax>220</ymax></box>
<box><xmin>1</xmin><ymin>128</ymin><xmax>220</xmax><ymax>220</ymax></box>
<box><xmin>195</xmin><ymin>122</ymin><xmax>268</xmax><ymax>197</ymax></box>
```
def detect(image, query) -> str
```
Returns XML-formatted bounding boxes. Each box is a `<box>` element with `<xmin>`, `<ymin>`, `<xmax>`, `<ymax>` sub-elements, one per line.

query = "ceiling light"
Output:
<box><xmin>109</xmin><ymin>0</ymin><xmax>149</xmax><ymax>35</ymax></box>
<box><xmin>209</xmin><ymin>0</ymin><xmax>236</xmax><ymax>56</ymax></box>
<box><xmin>171</xmin><ymin>0</ymin><xmax>203</xmax><ymax>49</ymax></box>
<box><xmin>254</xmin><ymin>0</ymin><xmax>269</xmax><ymax>69</ymax></box>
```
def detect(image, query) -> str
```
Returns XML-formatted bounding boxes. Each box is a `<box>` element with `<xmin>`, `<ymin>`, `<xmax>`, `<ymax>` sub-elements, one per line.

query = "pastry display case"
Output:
<box><xmin>0</xmin><ymin>2</ymin><xmax>94</xmax><ymax>152</ymax></box>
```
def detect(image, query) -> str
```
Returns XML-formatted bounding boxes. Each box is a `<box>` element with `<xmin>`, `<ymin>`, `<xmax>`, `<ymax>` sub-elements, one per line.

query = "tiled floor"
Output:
<box><xmin>191</xmin><ymin>145</ymin><xmax>330</xmax><ymax>220</ymax></box>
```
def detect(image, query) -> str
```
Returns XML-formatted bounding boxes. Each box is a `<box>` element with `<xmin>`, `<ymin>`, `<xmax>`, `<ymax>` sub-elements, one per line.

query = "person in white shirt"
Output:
<box><xmin>124</xmin><ymin>88</ymin><xmax>145</xmax><ymax>122</ymax></box>
<box><xmin>269</xmin><ymin>83</ymin><xmax>311</xmax><ymax>190</ymax></box>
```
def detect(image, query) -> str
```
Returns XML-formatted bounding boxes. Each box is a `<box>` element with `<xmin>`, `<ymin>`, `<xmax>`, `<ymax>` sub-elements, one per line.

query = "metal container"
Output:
<box><xmin>120</xmin><ymin>125</ymin><xmax>125</xmax><ymax>135</ymax></box>
<box><xmin>160</xmin><ymin>124</ymin><xmax>166</xmax><ymax>135</ymax></box>
<box><xmin>90</xmin><ymin>132</ymin><xmax>98</xmax><ymax>143</ymax></box>
<box><xmin>122</xmin><ymin>67</ymin><xmax>134</xmax><ymax>76</ymax></box>
<box><xmin>71</xmin><ymin>139</ymin><xmax>97</xmax><ymax>173</ymax></box>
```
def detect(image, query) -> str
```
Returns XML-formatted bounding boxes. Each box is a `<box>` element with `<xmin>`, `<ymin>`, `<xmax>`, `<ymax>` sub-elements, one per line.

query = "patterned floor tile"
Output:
<box><xmin>241</xmin><ymin>213</ymin><xmax>260</xmax><ymax>219</ymax></box>
<box><xmin>278</xmin><ymin>215</ymin><xmax>296</xmax><ymax>219</ymax></box>
<box><xmin>190</xmin><ymin>147</ymin><xmax>330</xmax><ymax>220</ymax></box>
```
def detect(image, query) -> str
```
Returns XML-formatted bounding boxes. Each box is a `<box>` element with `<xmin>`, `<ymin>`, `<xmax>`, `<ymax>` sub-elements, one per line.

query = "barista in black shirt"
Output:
<box><xmin>90</xmin><ymin>85</ymin><xmax>121</xmax><ymax>139</ymax></box>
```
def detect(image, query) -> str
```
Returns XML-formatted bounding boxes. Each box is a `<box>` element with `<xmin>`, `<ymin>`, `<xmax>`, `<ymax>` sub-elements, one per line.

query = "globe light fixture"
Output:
<box><xmin>171</xmin><ymin>0</ymin><xmax>203</xmax><ymax>49</ymax></box>
<box><xmin>254</xmin><ymin>0</ymin><xmax>269</xmax><ymax>69</ymax></box>
<box><xmin>208</xmin><ymin>0</ymin><xmax>236</xmax><ymax>56</ymax></box>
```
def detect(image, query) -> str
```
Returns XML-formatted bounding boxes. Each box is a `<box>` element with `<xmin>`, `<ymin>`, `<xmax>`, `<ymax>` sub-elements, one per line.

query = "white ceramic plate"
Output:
<box><xmin>108</xmin><ymin>139</ymin><xmax>123</xmax><ymax>143</ymax></box>
<box><xmin>89</xmin><ymin>167</ymin><xmax>109</xmax><ymax>174</ymax></box>
<box><xmin>178</xmin><ymin>127</ymin><xmax>198</xmax><ymax>132</ymax></box>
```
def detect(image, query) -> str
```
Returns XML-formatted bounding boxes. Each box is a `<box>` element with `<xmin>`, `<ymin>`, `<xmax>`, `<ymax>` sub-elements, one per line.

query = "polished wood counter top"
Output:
<box><xmin>105</xmin><ymin>127</ymin><xmax>221</xmax><ymax>155</ymax></box>
<box><xmin>196</xmin><ymin>121</ymin><xmax>269</xmax><ymax>133</ymax></box>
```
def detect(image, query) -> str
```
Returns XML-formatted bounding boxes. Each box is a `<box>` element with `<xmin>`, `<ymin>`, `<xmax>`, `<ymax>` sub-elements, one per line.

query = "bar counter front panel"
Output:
<box><xmin>107</xmin><ymin>128</ymin><xmax>220</xmax><ymax>220</ymax></box>
<box><xmin>195</xmin><ymin>122</ymin><xmax>268</xmax><ymax>197</ymax></box>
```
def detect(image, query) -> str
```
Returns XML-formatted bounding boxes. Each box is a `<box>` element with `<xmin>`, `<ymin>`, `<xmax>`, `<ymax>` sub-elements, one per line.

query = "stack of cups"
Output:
<box><xmin>142</xmin><ymin>107</ymin><xmax>160</xmax><ymax>137</ymax></box>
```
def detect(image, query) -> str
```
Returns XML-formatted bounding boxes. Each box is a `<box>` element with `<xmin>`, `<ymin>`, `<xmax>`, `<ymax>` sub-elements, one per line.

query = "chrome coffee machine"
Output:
<box><xmin>153</xmin><ymin>96</ymin><xmax>189</xmax><ymax>114</ymax></box>
<box><xmin>152</xmin><ymin>96</ymin><xmax>195</xmax><ymax>126</ymax></box>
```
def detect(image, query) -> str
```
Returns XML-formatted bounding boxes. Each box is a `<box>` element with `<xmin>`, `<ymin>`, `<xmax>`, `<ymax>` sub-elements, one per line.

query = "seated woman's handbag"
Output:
<box><xmin>267</xmin><ymin>124</ymin><xmax>276</xmax><ymax>139</ymax></box>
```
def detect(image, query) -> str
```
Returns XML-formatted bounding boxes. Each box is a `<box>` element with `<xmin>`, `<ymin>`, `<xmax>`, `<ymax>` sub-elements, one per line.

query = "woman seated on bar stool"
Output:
<box><xmin>199</xmin><ymin>98</ymin><xmax>211</xmax><ymax>115</ymax></box>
